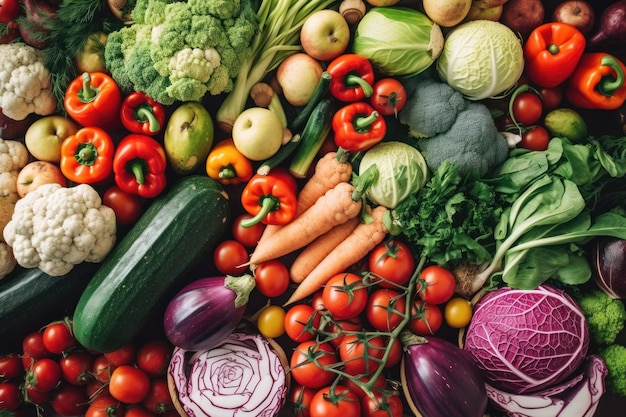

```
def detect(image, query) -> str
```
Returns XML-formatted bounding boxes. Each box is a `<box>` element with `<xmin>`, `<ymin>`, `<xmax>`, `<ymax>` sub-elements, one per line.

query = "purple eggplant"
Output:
<box><xmin>592</xmin><ymin>237</ymin><xmax>626</xmax><ymax>299</ymax></box>
<box><xmin>163</xmin><ymin>274</ymin><xmax>256</xmax><ymax>351</ymax></box>
<box><xmin>401</xmin><ymin>335</ymin><xmax>488</xmax><ymax>417</ymax></box>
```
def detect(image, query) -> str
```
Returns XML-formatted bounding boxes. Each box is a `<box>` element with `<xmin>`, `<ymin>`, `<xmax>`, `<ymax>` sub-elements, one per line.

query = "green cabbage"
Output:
<box><xmin>351</xmin><ymin>7</ymin><xmax>444</xmax><ymax>77</ymax></box>
<box><xmin>436</xmin><ymin>20</ymin><xmax>524</xmax><ymax>100</ymax></box>
<box><xmin>358</xmin><ymin>141</ymin><xmax>429</xmax><ymax>209</ymax></box>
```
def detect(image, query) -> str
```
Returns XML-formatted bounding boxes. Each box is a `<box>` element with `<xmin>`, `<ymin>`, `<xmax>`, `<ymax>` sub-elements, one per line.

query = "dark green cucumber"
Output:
<box><xmin>290</xmin><ymin>71</ymin><xmax>332</xmax><ymax>132</ymax></box>
<box><xmin>72</xmin><ymin>175</ymin><xmax>231</xmax><ymax>353</ymax></box>
<box><xmin>256</xmin><ymin>133</ymin><xmax>302</xmax><ymax>175</ymax></box>
<box><xmin>289</xmin><ymin>98</ymin><xmax>333</xmax><ymax>178</ymax></box>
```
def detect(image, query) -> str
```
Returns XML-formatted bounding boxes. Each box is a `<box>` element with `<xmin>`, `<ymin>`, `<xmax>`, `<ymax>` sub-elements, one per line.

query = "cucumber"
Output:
<box><xmin>289</xmin><ymin>98</ymin><xmax>333</xmax><ymax>178</ymax></box>
<box><xmin>290</xmin><ymin>71</ymin><xmax>332</xmax><ymax>132</ymax></box>
<box><xmin>72</xmin><ymin>175</ymin><xmax>231</xmax><ymax>353</ymax></box>
<box><xmin>256</xmin><ymin>133</ymin><xmax>302</xmax><ymax>175</ymax></box>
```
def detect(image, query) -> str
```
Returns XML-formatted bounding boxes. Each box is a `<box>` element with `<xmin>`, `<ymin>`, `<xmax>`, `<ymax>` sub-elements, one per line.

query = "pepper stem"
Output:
<box><xmin>597</xmin><ymin>55</ymin><xmax>625</xmax><ymax>97</ymax></box>
<box><xmin>135</xmin><ymin>105</ymin><xmax>161</xmax><ymax>133</ymax></box>
<box><xmin>345</xmin><ymin>73</ymin><xmax>373</xmax><ymax>97</ymax></box>
<box><xmin>547</xmin><ymin>43</ymin><xmax>560</xmax><ymax>55</ymax></box>
<box><xmin>219</xmin><ymin>165</ymin><xmax>237</xmax><ymax>179</ymax></box>
<box><xmin>128</xmin><ymin>159</ymin><xmax>147</xmax><ymax>185</ymax></box>
<box><xmin>75</xmin><ymin>142</ymin><xmax>98</xmax><ymax>166</ymax></box>
<box><xmin>354</xmin><ymin>110</ymin><xmax>379</xmax><ymax>131</ymax></box>
<box><xmin>240</xmin><ymin>196</ymin><xmax>279</xmax><ymax>228</ymax></box>
<box><xmin>78</xmin><ymin>72</ymin><xmax>98</xmax><ymax>103</ymax></box>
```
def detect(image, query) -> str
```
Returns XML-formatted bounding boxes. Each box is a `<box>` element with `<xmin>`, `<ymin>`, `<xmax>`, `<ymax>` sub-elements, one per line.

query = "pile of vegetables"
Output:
<box><xmin>2</xmin><ymin>1</ymin><xmax>626</xmax><ymax>417</ymax></box>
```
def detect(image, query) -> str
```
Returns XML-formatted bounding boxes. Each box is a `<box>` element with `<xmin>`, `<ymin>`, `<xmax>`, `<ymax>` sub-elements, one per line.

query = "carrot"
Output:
<box><xmin>249</xmin><ymin>181</ymin><xmax>362</xmax><ymax>265</ymax></box>
<box><xmin>289</xmin><ymin>216</ymin><xmax>361</xmax><ymax>284</ymax></box>
<box><xmin>283</xmin><ymin>205</ymin><xmax>389</xmax><ymax>306</ymax></box>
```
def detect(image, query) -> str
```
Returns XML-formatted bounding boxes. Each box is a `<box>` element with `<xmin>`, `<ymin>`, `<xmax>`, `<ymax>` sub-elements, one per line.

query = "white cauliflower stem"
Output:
<box><xmin>3</xmin><ymin>183</ymin><xmax>117</xmax><ymax>276</ymax></box>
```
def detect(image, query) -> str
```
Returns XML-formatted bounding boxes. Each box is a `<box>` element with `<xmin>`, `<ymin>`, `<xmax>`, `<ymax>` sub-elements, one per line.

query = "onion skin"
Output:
<box><xmin>588</xmin><ymin>0</ymin><xmax>626</xmax><ymax>47</ymax></box>
<box><xmin>163</xmin><ymin>275</ymin><xmax>255</xmax><ymax>351</ymax></box>
<box><xmin>401</xmin><ymin>335</ymin><xmax>488</xmax><ymax>417</ymax></box>
<box><xmin>592</xmin><ymin>238</ymin><xmax>626</xmax><ymax>299</ymax></box>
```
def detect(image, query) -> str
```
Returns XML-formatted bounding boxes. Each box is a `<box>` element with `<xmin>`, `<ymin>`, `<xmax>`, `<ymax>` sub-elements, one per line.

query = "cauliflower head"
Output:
<box><xmin>0</xmin><ymin>42</ymin><xmax>57</xmax><ymax>121</ymax></box>
<box><xmin>3</xmin><ymin>183</ymin><xmax>117</xmax><ymax>277</ymax></box>
<box><xmin>105</xmin><ymin>0</ymin><xmax>257</xmax><ymax>105</ymax></box>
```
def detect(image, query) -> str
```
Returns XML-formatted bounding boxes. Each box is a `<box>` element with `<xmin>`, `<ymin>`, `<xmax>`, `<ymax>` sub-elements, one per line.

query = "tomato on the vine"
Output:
<box><xmin>92</xmin><ymin>355</ymin><xmax>116</xmax><ymax>384</ymax></box>
<box><xmin>408</xmin><ymin>300</ymin><xmax>443</xmax><ymax>336</ymax></box>
<box><xmin>136</xmin><ymin>340</ymin><xmax>171</xmax><ymax>377</ymax></box>
<box><xmin>22</xmin><ymin>331</ymin><xmax>50</xmax><ymax>368</ymax></box>
<box><xmin>368</xmin><ymin>239</ymin><xmax>414</xmax><ymax>288</ymax></box>
<box><xmin>520</xmin><ymin>125</ymin><xmax>550</xmax><ymax>151</ymax></box>
<box><xmin>322</xmin><ymin>272</ymin><xmax>369</xmax><ymax>320</ymax></box>
<box><xmin>416</xmin><ymin>265</ymin><xmax>456</xmax><ymax>305</ymax></box>
<box><xmin>142</xmin><ymin>378</ymin><xmax>174</xmax><ymax>414</ymax></box>
<box><xmin>232</xmin><ymin>213</ymin><xmax>265</xmax><ymax>248</ymax></box>
<box><xmin>290</xmin><ymin>383</ymin><xmax>317</xmax><ymax>417</ymax></box>
<box><xmin>324</xmin><ymin>317</ymin><xmax>364</xmax><ymax>348</ymax></box>
<box><xmin>370</xmin><ymin>78</ymin><xmax>407</xmax><ymax>117</ymax></box>
<box><xmin>109</xmin><ymin>365</ymin><xmax>150</xmax><ymax>404</ymax></box>
<box><xmin>103</xmin><ymin>185</ymin><xmax>143</xmax><ymax>225</ymax></box>
<box><xmin>0</xmin><ymin>354</ymin><xmax>23</xmax><ymax>380</ymax></box>
<box><xmin>51</xmin><ymin>383</ymin><xmax>90</xmax><ymax>417</ymax></box>
<box><xmin>24</xmin><ymin>385</ymin><xmax>52</xmax><ymax>405</ymax></box>
<box><xmin>85</xmin><ymin>395</ymin><xmax>125</xmax><ymax>417</ymax></box>
<box><xmin>538</xmin><ymin>85</ymin><xmax>563</xmax><ymax>111</ymax></box>
<box><xmin>361</xmin><ymin>391</ymin><xmax>404</xmax><ymax>417</ymax></box>
<box><xmin>254</xmin><ymin>259</ymin><xmax>290</xmax><ymax>297</ymax></box>
<box><xmin>384</xmin><ymin>336</ymin><xmax>402</xmax><ymax>368</ymax></box>
<box><xmin>104</xmin><ymin>342</ymin><xmax>136</xmax><ymax>366</ymax></box>
<box><xmin>365</xmin><ymin>288</ymin><xmax>406</xmax><ymax>332</ymax></box>
<box><xmin>511</xmin><ymin>91</ymin><xmax>543</xmax><ymax>125</ymax></box>
<box><xmin>213</xmin><ymin>239</ymin><xmax>249</xmax><ymax>275</ymax></box>
<box><xmin>26</xmin><ymin>358</ymin><xmax>61</xmax><ymax>392</ymax></box>
<box><xmin>284</xmin><ymin>304</ymin><xmax>319</xmax><ymax>343</ymax></box>
<box><xmin>290</xmin><ymin>341</ymin><xmax>337</xmax><ymax>389</ymax></box>
<box><xmin>444</xmin><ymin>297</ymin><xmax>473</xmax><ymax>328</ymax></box>
<box><xmin>125</xmin><ymin>406</ymin><xmax>156</xmax><ymax>417</ymax></box>
<box><xmin>257</xmin><ymin>305</ymin><xmax>286</xmax><ymax>339</ymax></box>
<box><xmin>0</xmin><ymin>382</ymin><xmax>22</xmax><ymax>411</ymax></box>
<box><xmin>309</xmin><ymin>385</ymin><xmax>361</xmax><ymax>417</ymax></box>
<box><xmin>60</xmin><ymin>351</ymin><xmax>94</xmax><ymax>385</ymax></box>
<box><xmin>340</xmin><ymin>373</ymin><xmax>387</xmax><ymax>400</ymax></box>
<box><xmin>338</xmin><ymin>334</ymin><xmax>386</xmax><ymax>376</ymax></box>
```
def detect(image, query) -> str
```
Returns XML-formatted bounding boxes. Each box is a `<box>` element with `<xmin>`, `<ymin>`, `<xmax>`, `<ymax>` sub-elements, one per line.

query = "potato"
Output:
<box><xmin>500</xmin><ymin>0</ymin><xmax>544</xmax><ymax>39</ymax></box>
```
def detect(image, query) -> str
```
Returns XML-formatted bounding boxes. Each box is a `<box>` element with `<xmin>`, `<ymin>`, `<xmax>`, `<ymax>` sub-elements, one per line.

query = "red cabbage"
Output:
<box><xmin>463</xmin><ymin>285</ymin><xmax>590</xmax><ymax>394</ymax></box>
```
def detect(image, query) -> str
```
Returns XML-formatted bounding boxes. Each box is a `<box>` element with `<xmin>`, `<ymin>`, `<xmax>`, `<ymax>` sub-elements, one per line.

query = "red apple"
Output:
<box><xmin>16</xmin><ymin>161</ymin><xmax>67</xmax><ymax>197</ymax></box>
<box><xmin>299</xmin><ymin>9</ymin><xmax>350</xmax><ymax>62</ymax></box>
<box><xmin>552</xmin><ymin>0</ymin><xmax>595</xmax><ymax>35</ymax></box>
<box><xmin>24</xmin><ymin>115</ymin><xmax>80</xmax><ymax>163</ymax></box>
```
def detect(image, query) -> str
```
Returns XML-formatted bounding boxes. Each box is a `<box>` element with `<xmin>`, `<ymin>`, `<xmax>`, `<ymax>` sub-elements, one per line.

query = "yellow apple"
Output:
<box><xmin>17</xmin><ymin>161</ymin><xmax>67</xmax><ymax>197</ymax></box>
<box><xmin>232</xmin><ymin>107</ymin><xmax>283</xmax><ymax>161</ymax></box>
<box><xmin>463</xmin><ymin>3</ymin><xmax>504</xmax><ymax>22</ymax></box>
<box><xmin>300</xmin><ymin>9</ymin><xmax>350</xmax><ymax>62</ymax></box>
<box><xmin>276</xmin><ymin>53</ymin><xmax>324</xmax><ymax>107</ymax></box>
<box><xmin>422</xmin><ymin>0</ymin><xmax>473</xmax><ymax>27</ymax></box>
<box><xmin>24</xmin><ymin>115</ymin><xmax>80</xmax><ymax>163</ymax></box>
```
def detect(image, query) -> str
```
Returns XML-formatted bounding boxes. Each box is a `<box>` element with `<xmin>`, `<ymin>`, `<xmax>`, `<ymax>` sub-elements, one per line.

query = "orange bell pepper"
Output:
<box><xmin>565</xmin><ymin>53</ymin><xmax>626</xmax><ymax>110</ymax></box>
<box><xmin>205</xmin><ymin>138</ymin><xmax>253</xmax><ymax>185</ymax></box>
<box><xmin>60</xmin><ymin>127</ymin><xmax>115</xmax><ymax>184</ymax></box>
<box><xmin>64</xmin><ymin>72</ymin><xmax>122</xmax><ymax>128</ymax></box>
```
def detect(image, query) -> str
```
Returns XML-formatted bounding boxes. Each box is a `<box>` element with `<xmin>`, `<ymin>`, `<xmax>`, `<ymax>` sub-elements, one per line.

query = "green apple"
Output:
<box><xmin>24</xmin><ymin>115</ymin><xmax>79</xmax><ymax>163</ymax></box>
<box><xmin>164</xmin><ymin>101</ymin><xmax>214</xmax><ymax>175</ymax></box>
<box><xmin>232</xmin><ymin>107</ymin><xmax>283</xmax><ymax>161</ymax></box>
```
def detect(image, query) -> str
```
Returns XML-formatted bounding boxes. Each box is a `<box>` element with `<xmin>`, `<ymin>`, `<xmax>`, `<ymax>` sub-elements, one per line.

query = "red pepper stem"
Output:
<box><xmin>354</xmin><ymin>111</ymin><xmax>380</xmax><ymax>131</ymax></box>
<box><xmin>219</xmin><ymin>165</ymin><xmax>237</xmax><ymax>179</ymax></box>
<box><xmin>598</xmin><ymin>55</ymin><xmax>625</xmax><ymax>97</ymax></box>
<box><xmin>240</xmin><ymin>196</ymin><xmax>280</xmax><ymax>228</ymax></box>
<box><xmin>135</xmin><ymin>105</ymin><xmax>161</xmax><ymax>133</ymax></box>
<box><xmin>78</xmin><ymin>72</ymin><xmax>98</xmax><ymax>103</ymax></box>
<box><xmin>128</xmin><ymin>159</ymin><xmax>146</xmax><ymax>185</ymax></box>
<box><xmin>346</xmin><ymin>74</ymin><xmax>373</xmax><ymax>97</ymax></box>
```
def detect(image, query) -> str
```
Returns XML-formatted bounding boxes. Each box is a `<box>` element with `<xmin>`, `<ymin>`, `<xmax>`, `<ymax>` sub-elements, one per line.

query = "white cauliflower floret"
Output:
<box><xmin>0</xmin><ymin>42</ymin><xmax>57</xmax><ymax>121</ymax></box>
<box><xmin>3</xmin><ymin>183</ymin><xmax>117</xmax><ymax>277</ymax></box>
<box><xmin>0</xmin><ymin>243</ymin><xmax>16</xmax><ymax>278</ymax></box>
<box><xmin>168</xmin><ymin>47</ymin><xmax>220</xmax><ymax>84</ymax></box>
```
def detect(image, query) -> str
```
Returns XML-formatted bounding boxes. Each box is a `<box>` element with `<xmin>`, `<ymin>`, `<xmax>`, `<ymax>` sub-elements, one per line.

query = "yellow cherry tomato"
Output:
<box><xmin>444</xmin><ymin>297</ymin><xmax>473</xmax><ymax>328</ymax></box>
<box><xmin>257</xmin><ymin>305</ymin><xmax>286</xmax><ymax>338</ymax></box>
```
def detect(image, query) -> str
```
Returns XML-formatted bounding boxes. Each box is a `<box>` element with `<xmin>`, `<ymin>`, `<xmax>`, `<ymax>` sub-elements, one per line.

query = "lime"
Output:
<box><xmin>543</xmin><ymin>108</ymin><xmax>588</xmax><ymax>143</ymax></box>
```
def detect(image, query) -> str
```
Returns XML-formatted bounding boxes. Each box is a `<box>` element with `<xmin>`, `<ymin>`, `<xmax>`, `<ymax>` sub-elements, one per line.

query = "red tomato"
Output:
<box><xmin>108</xmin><ymin>365</ymin><xmax>150</xmax><ymax>404</ymax></box>
<box><xmin>24</xmin><ymin>385</ymin><xmax>52</xmax><ymax>405</ymax></box>
<box><xmin>290</xmin><ymin>341</ymin><xmax>337</xmax><ymax>389</ymax></box>
<box><xmin>51</xmin><ymin>383</ymin><xmax>90</xmax><ymax>417</ymax></box>
<box><xmin>232</xmin><ymin>213</ymin><xmax>265</xmax><ymax>248</ymax></box>
<box><xmin>0</xmin><ymin>354</ymin><xmax>23</xmax><ymax>380</ymax></box>
<box><xmin>284</xmin><ymin>304</ymin><xmax>320</xmax><ymax>343</ymax></box>
<box><xmin>254</xmin><ymin>259</ymin><xmax>290</xmax><ymax>297</ymax></box>
<box><xmin>384</xmin><ymin>336</ymin><xmax>403</xmax><ymax>368</ymax></box>
<box><xmin>511</xmin><ymin>91</ymin><xmax>543</xmax><ymax>125</ymax></box>
<box><xmin>43</xmin><ymin>321</ymin><xmax>77</xmax><ymax>355</ymax></box>
<box><xmin>324</xmin><ymin>317</ymin><xmax>364</xmax><ymax>348</ymax></box>
<box><xmin>125</xmin><ymin>406</ymin><xmax>156</xmax><ymax>417</ymax></box>
<box><xmin>27</xmin><ymin>358</ymin><xmax>61</xmax><ymax>392</ymax></box>
<box><xmin>213</xmin><ymin>239</ymin><xmax>249</xmax><ymax>275</ymax></box>
<box><xmin>103</xmin><ymin>185</ymin><xmax>143</xmax><ymax>225</ymax></box>
<box><xmin>370</xmin><ymin>78</ymin><xmax>407</xmax><ymax>117</ymax></box>
<box><xmin>104</xmin><ymin>342</ymin><xmax>136</xmax><ymax>366</ymax></box>
<box><xmin>0</xmin><ymin>0</ymin><xmax>21</xmax><ymax>24</ymax></box>
<box><xmin>520</xmin><ymin>125</ymin><xmax>550</xmax><ymax>151</ymax></box>
<box><xmin>340</xmin><ymin>373</ymin><xmax>387</xmax><ymax>400</ymax></box>
<box><xmin>538</xmin><ymin>85</ymin><xmax>563</xmax><ymax>111</ymax></box>
<box><xmin>290</xmin><ymin>383</ymin><xmax>317</xmax><ymax>417</ymax></box>
<box><xmin>142</xmin><ymin>378</ymin><xmax>174</xmax><ymax>414</ymax></box>
<box><xmin>310</xmin><ymin>290</ymin><xmax>325</xmax><ymax>311</ymax></box>
<box><xmin>322</xmin><ymin>273</ymin><xmax>368</xmax><ymax>320</ymax></box>
<box><xmin>408</xmin><ymin>300</ymin><xmax>443</xmax><ymax>336</ymax></box>
<box><xmin>338</xmin><ymin>334</ymin><xmax>385</xmax><ymax>376</ymax></box>
<box><xmin>361</xmin><ymin>391</ymin><xmax>404</xmax><ymax>417</ymax></box>
<box><xmin>416</xmin><ymin>265</ymin><xmax>456</xmax><ymax>305</ymax></box>
<box><xmin>22</xmin><ymin>331</ymin><xmax>50</xmax><ymax>368</ymax></box>
<box><xmin>309</xmin><ymin>385</ymin><xmax>361</xmax><ymax>417</ymax></box>
<box><xmin>86</xmin><ymin>379</ymin><xmax>109</xmax><ymax>399</ymax></box>
<box><xmin>0</xmin><ymin>382</ymin><xmax>22</xmax><ymax>411</ymax></box>
<box><xmin>60</xmin><ymin>351</ymin><xmax>94</xmax><ymax>385</ymax></box>
<box><xmin>365</xmin><ymin>289</ymin><xmax>406</xmax><ymax>332</ymax></box>
<box><xmin>92</xmin><ymin>355</ymin><xmax>116</xmax><ymax>384</ymax></box>
<box><xmin>368</xmin><ymin>239</ymin><xmax>415</xmax><ymax>288</ymax></box>
<box><xmin>86</xmin><ymin>395</ymin><xmax>125</xmax><ymax>417</ymax></box>
<box><xmin>136</xmin><ymin>340</ymin><xmax>171</xmax><ymax>377</ymax></box>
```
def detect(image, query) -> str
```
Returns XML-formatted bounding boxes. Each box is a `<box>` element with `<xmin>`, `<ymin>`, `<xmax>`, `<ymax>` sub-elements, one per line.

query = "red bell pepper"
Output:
<box><xmin>332</xmin><ymin>102</ymin><xmax>386</xmax><ymax>153</ymax></box>
<box><xmin>120</xmin><ymin>92</ymin><xmax>166</xmax><ymax>135</ymax></box>
<box><xmin>327</xmin><ymin>54</ymin><xmax>375</xmax><ymax>102</ymax></box>
<box><xmin>523</xmin><ymin>22</ymin><xmax>586</xmax><ymax>88</ymax></box>
<box><xmin>113</xmin><ymin>134</ymin><xmax>167</xmax><ymax>199</ymax></box>
<box><xmin>64</xmin><ymin>72</ymin><xmax>122</xmax><ymax>128</ymax></box>
<box><xmin>565</xmin><ymin>52</ymin><xmax>626</xmax><ymax>110</ymax></box>
<box><xmin>240</xmin><ymin>167</ymin><xmax>298</xmax><ymax>227</ymax></box>
<box><xmin>60</xmin><ymin>127</ymin><xmax>114</xmax><ymax>185</ymax></box>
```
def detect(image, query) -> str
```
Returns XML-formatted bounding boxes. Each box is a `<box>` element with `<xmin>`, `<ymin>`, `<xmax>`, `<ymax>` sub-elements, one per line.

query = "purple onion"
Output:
<box><xmin>592</xmin><ymin>237</ymin><xmax>626</xmax><ymax>299</ymax></box>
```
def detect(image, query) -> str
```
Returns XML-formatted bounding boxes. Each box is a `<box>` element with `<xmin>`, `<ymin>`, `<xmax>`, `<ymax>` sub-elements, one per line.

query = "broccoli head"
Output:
<box><xmin>577</xmin><ymin>289</ymin><xmax>626</xmax><ymax>347</ymax></box>
<box><xmin>105</xmin><ymin>0</ymin><xmax>258</xmax><ymax>105</ymax></box>
<box><xmin>598</xmin><ymin>344</ymin><xmax>626</xmax><ymax>396</ymax></box>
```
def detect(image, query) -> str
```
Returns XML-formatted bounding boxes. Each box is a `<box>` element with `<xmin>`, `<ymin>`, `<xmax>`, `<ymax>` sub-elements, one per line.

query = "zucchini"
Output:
<box><xmin>289</xmin><ymin>98</ymin><xmax>333</xmax><ymax>178</ymax></box>
<box><xmin>256</xmin><ymin>133</ymin><xmax>302</xmax><ymax>175</ymax></box>
<box><xmin>72</xmin><ymin>175</ymin><xmax>231</xmax><ymax>353</ymax></box>
<box><xmin>290</xmin><ymin>71</ymin><xmax>332</xmax><ymax>132</ymax></box>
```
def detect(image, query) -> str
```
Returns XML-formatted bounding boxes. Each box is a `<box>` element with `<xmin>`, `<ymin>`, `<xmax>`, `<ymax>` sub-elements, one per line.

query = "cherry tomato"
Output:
<box><xmin>0</xmin><ymin>382</ymin><xmax>22</xmax><ymax>411</ymax></box>
<box><xmin>340</xmin><ymin>373</ymin><xmax>387</xmax><ymax>400</ymax></box>
<box><xmin>338</xmin><ymin>334</ymin><xmax>385</xmax><ymax>376</ymax></box>
<box><xmin>284</xmin><ymin>304</ymin><xmax>320</xmax><ymax>343</ymax></box>
<box><xmin>538</xmin><ymin>85</ymin><xmax>563</xmax><ymax>111</ymax></box>
<box><xmin>51</xmin><ymin>383</ymin><xmax>90</xmax><ymax>417</ymax></box>
<box><xmin>511</xmin><ymin>91</ymin><xmax>543</xmax><ymax>125</ymax></box>
<box><xmin>289</xmin><ymin>383</ymin><xmax>317</xmax><ymax>417</ymax></box>
<box><xmin>254</xmin><ymin>259</ymin><xmax>290</xmax><ymax>297</ymax></box>
<box><xmin>368</xmin><ymin>239</ymin><xmax>415</xmax><ymax>288</ymax></box>
<box><xmin>416</xmin><ymin>265</ymin><xmax>456</xmax><ymax>305</ymax></box>
<box><xmin>104</xmin><ymin>342</ymin><xmax>136</xmax><ymax>366</ymax></box>
<box><xmin>324</xmin><ymin>317</ymin><xmax>364</xmax><ymax>348</ymax></box>
<box><xmin>125</xmin><ymin>406</ymin><xmax>156</xmax><ymax>417</ymax></box>
<box><xmin>322</xmin><ymin>273</ymin><xmax>368</xmax><ymax>320</ymax></box>
<box><xmin>408</xmin><ymin>300</ymin><xmax>443</xmax><ymax>336</ymax></box>
<box><xmin>520</xmin><ymin>125</ymin><xmax>550</xmax><ymax>151</ymax></box>
<box><xmin>24</xmin><ymin>385</ymin><xmax>52</xmax><ymax>405</ymax></box>
<box><xmin>213</xmin><ymin>239</ymin><xmax>249</xmax><ymax>275</ymax></box>
<box><xmin>361</xmin><ymin>391</ymin><xmax>404</xmax><ymax>417</ymax></box>
<box><xmin>384</xmin><ymin>336</ymin><xmax>403</xmax><ymax>368</ymax></box>
<box><xmin>136</xmin><ymin>340</ymin><xmax>171</xmax><ymax>377</ymax></box>
<box><xmin>60</xmin><ymin>351</ymin><xmax>94</xmax><ymax>385</ymax></box>
<box><xmin>0</xmin><ymin>354</ymin><xmax>23</xmax><ymax>380</ymax></box>
<box><xmin>310</xmin><ymin>290</ymin><xmax>325</xmax><ymax>311</ymax></box>
<box><xmin>444</xmin><ymin>297</ymin><xmax>473</xmax><ymax>328</ymax></box>
<box><xmin>108</xmin><ymin>365</ymin><xmax>150</xmax><ymax>404</ymax></box>
<box><xmin>103</xmin><ymin>185</ymin><xmax>143</xmax><ymax>225</ymax></box>
<box><xmin>142</xmin><ymin>378</ymin><xmax>174</xmax><ymax>414</ymax></box>
<box><xmin>0</xmin><ymin>0</ymin><xmax>21</xmax><ymax>24</ymax></box>
<box><xmin>86</xmin><ymin>379</ymin><xmax>109</xmax><ymax>399</ymax></box>
<box><xmin>370</xmin><ymin>78</ymin><xmax>407</xmax><ymax>117</ymax></box>
<box><xmin>309</xmin><ymin>385</ymin><xmax>361</xmax><ymax>417</ymax></box>
<box><xmin>22</xmin><ymin>331</ymin><xmax>50</xmax><ymax>368</ymax></box>
<box><xmin>257</xmin><ymin>305</ymin><xmax>286</xmax><ymax>339</ymax></box>
<box><xmin>290</xmin><ymin>341</ymin><xmax>337</xmax><ymax>389</ymax></box>
<box><xmin>365</xmin><ymin>288</ymin><xmax>406</xmax><ymax>332</ymax></box>
<box><xmin>85</xmin><ymin>395</ymin><xmax>125</xmax><ymax>417</ymax></box>
<box><xmin>232</xmin><ymin>213</ymin><xmax>265</xmax><ymax>248</ymax></box>
<box><xmin>92</xmin><ymin>355</ymin><xmax>116</xmax><ymax>384</ymax></box>
<box><xmin>26</xmin><ymin>358</ymin><xmax>62</xmax><ymax>392</ymax></box>
<box><xmin>43</xmin><ymin>321</ymin><xmax>77</xmax><ymax>355</ymax></box>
